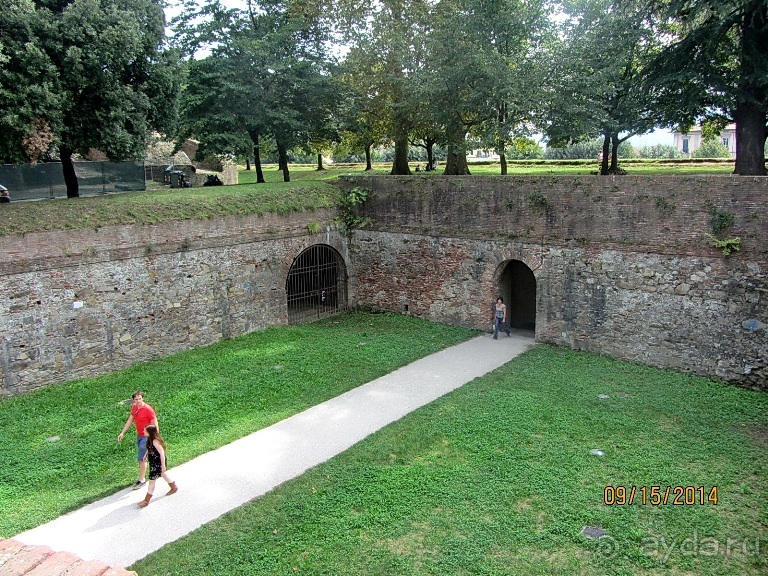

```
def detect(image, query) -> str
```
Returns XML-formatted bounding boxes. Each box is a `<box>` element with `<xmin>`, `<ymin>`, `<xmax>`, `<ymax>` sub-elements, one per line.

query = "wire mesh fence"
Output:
<box><xmin>0</xmin><ymin>161</ymin><xmax>145</xmax><ymax>201</ymax></box>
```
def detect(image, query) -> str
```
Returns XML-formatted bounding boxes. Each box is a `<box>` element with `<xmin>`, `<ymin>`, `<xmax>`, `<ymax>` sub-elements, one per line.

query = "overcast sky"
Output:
<box><xmin>629</xmin><ymin>129</ymin><xmax>674</xmax><ymax>147</ymax></box>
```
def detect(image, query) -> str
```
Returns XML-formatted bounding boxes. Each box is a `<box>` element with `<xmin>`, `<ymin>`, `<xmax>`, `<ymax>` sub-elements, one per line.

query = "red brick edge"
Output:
<box><xmin>0</xmin><ymin>538</ymin><xmax>137</xmax><ymax>576</ymax></box>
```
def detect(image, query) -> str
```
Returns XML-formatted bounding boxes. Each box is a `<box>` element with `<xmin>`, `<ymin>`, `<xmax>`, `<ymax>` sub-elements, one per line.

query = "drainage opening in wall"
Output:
<box><xmin>286</xmin><ymin>244</ymin><xmax>348</xmax><ymax>324</ymax></box>
<box><xmin>497</xmin><ymin>259</ymin><xmax>536</xmax><ymax>332</ymax></box>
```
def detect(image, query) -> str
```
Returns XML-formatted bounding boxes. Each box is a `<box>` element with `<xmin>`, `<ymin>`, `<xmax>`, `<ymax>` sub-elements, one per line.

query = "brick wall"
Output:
<box><xmin>343</xmin><ymin>175</ymin><xmax>767</xmax><ymax>259</ymax></box>
<box><xmin>0</xmin><ymin>538</ymin><xmax>135</xmax><ymax>576</ymax></box>
<box><xmin>344</xmin><ymin>175</ymin><xmax>767</xmax><ymax>389</ymax></box>
<box><xmin>0</xmin><ymin>209</ymin><xmax>351</xmax><ymax>395</ymax></box>
<box><xmin>1</xmin><ymin>175</ymin><xmax>766</xmax><ymax>393</ymax></box>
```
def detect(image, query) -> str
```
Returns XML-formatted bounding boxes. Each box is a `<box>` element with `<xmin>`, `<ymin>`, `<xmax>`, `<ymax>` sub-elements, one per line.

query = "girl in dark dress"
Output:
<box><xmin>137</xmin><ymin>424</ymin><xmax>178</xmax><ymax>507</ymax></box>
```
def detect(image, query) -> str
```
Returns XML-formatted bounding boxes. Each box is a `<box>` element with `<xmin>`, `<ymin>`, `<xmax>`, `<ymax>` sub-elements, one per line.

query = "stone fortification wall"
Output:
<box><xmin>345</xmin><ymin>175</ymin><xmax>767</xmax><ymax>389</ymax></box>
<box><xmin>344</xmin><ymin>175</ymin><xmax>767</xmax><ymax>258</ymax></box>
<box><xmin>1</xmin><ymin>175</ymin><xmax>766</xmax><ymax>394</ymax></box>
<box><xmin>0</xmin><ymin>209</ymin><xmax>347</xmax><ymax>395</ymax></box>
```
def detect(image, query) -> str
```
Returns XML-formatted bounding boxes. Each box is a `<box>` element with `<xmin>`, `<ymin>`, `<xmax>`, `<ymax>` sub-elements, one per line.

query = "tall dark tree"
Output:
<box><xmin>0</xmin><ymin>0</ymin><xmax>180</xmax><ymax>197</ymax></box>
<box><xmin>649</xmin><ymin>0</ymin><xmax>768</xmax><ymax>175</ymax></box>
<box><xmin>0</xmin><ymin>0</ymin><xmax>60</xmax><ymax>165</ymax></box>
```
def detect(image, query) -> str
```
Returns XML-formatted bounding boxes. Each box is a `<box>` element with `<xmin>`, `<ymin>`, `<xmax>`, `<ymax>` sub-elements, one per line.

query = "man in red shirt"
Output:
<box><xmin>117</xmin><ymin>390</ymin><xmax>159</xmax><ymax>489</ymax></box>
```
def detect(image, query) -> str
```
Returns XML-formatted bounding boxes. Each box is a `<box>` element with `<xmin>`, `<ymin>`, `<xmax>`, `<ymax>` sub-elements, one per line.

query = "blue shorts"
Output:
<box><xmin>137</xmin><ymin>436</ymin><xmax>149</xmax><ymax>462</ymax></box>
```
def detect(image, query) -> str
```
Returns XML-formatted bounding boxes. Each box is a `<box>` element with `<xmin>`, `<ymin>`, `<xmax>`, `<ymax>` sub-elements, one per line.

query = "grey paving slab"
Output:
<box><xmin>15</xmin><ymin>334</ymin><xmax>534</xmax><ymax>568</ymax></box>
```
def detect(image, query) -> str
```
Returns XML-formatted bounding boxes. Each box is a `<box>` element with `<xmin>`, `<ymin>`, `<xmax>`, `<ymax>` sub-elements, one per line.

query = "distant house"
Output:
<box><xmin>672</xmin><ymin>123</ymin><xmax>736</xmax><ymax>156</ymax></box>
<box><xmin>467</xmin><ymin>149</ymin><xmax>500</xmax><ymax>161</ymax></box>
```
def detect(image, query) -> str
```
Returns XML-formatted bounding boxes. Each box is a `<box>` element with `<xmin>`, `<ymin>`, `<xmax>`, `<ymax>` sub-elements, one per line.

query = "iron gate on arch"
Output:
<box><xmin>286</xmin><ymin>244</ymin><xmax>348</xmax><ymax>323</ymax></box>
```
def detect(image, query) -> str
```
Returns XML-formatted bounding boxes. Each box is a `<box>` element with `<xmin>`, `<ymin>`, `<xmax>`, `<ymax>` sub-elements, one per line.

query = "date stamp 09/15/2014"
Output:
<box><xmin>603</xmin><ymin>485</ymin><xmax>719</xmax><ymax>506</ymax></box>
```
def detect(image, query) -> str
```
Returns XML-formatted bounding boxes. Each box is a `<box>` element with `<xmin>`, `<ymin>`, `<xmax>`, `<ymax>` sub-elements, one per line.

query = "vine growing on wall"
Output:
<box><xmin>705</xmin><ymin>206</ymin><xmax>740</xmax><ymax>255</ymax></box>
<box><xmin>336</xmin><ymin>187</ymin><xmax>370</xmax><ymax>234</ymax></box>
<box><xmin>706</xmin><ymin>234</ymin><xmax>741</xmax><ymax>256</ymax></box>
<box><xmin>709</xmin><ymin>206</ymin><xmax>735</xmax><ymax>235</ymax></box>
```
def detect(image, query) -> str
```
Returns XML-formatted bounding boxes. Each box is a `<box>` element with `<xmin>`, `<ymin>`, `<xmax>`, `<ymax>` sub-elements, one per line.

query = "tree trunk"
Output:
<box><xmin>249</xmin><ymin>130</ymin><xmax>265</xmax><ymax>183</ymax></box>
<box><xmin>277</xmin><ymin>141</ymin><xmax>290</xmax><ymax>182</ymax></box>
<box><xmin>316</xmin><ymin>153</ymin><xmax>325</xmax><ymax>171</ymax></box>
<box><xmin>426</xmin><ymin>138</ymin><xmax>435</xmax><ymax>171</ymax></box>
<box><xmin>733</xmin><ymin>102</ymin><xmax>767</xmax><ymax>175</ymax></box>
<box><xmin>734</xmin><ymin>2</ymin><xmax>768</xmax><ymax>175</ymax></box>
<box><xmin>391</xmin><ymin>129</ymin><xmax>411</xmax><ymax>175</ymax></box>
<box><xmin>60</xmin><ymin>145</ymin><xmax>79</xmax><ymax>198</ymax></box>
<box><xmin>364</xmin><ymin>143</ymin><xmax>372</xmax><ymax>171</ymax></box>
<box><xmin>498</xmin><ymin>138</ymin><xmax>507</xmax><ymax>175</ymax></box>
<box><xmin>609</xmin><ymin>134</ymin><xmax>620</xmax><ymax>173</ymax></box>
<box><xmin>443</xmin><ymin>124</ymin><xmax>470</xmax><ymax>175</ymax></box>
<box><xmin>245</xmin><ymin>157</ymin><xmax>251</xmax><ymax>171</ymax></box>
<box><xmin>600</xmin><ymin>134</ymin><xmax>611</xmax><ymax>175</ymax></box>
<box><xmin>497</xmin><ymin>104</ymin><xmax>507</xmax><ymax>175</ymax></box>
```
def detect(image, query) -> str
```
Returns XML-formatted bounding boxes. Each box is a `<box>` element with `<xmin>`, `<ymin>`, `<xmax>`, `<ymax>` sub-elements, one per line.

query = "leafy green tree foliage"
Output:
<box><xmin>416</xmin><ymin>0</ymin><xmax>547</xmax><ymax>174</ymax></box>
<box><xmin>506</xmin><ymin>137</ymin><xmax>544</xmax><ymax>159</ymax></box>
<box><xmin>637</xmin><ymin>143</ymin><xmax>686</xmax><ymax>158</ymax></box>
<box><xmin>336</xmin><ymin>43</ymin><xmax>393</xmax><ymax>170</ymax></box>
<box><xmin>544</xmin><ymin>137</ymin><xmax>636</xmax><ymax>159</ymax></box>
<box><xmin>175</xmin><ymin>0</ymin><xmax>338</xmax><ymax>183</ymax></box>
<box><xmin>544</xmin><ymin>0</ymin><xmax>665</xmax><ymax>174</ymax></box>
<box><xmin>335</xmin><ymin>0</ymin><xmax>432</xmax><ymax>175</ymax></box>
<box><xmin>648</xmin><ymin>0</ymin><xmax>767</xmax><ymax>175</ymax></box>
<box><xmin>0</xmin><ymin>0</ymin><xmax>60</xmax><ymax>165</ymax></box>
<box><xmin>466</xmin><ymin>0</ymin><xmax>551</xmax><ymax>174</ymax></box>
<box><xmin>0</xmin><ymin>0</ymin><xmax>180</xmax><ymax>197</ymax></box>
<box><xmin>693</xmin><ymin>137</ymin><xmax>732</xmax><ymax>158</ymax></box>
<box><xmin>418</xmin><ymin>0</ymin><xmax>549</xmax><ymax>175</ymax></box>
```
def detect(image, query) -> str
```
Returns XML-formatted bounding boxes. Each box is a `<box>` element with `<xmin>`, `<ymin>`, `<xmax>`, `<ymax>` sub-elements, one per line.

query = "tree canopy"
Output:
<box><xmin>648</xmin><ymin>0</ymin><xmax>768</xmax><ymax>175</ymax></box>
<box><xmin>173</xmin><ymin>0</ymin><xmax>339</xmax><ymax>182</ymax></box>
<box><xmin>3</xmin><ymin>0</ymin><xmax>767</xmax><ymax>181</ymax></box>
<box><xmin>0</xmin><ymin>0</ymin><xmax>181</xmax><ymax>196</ymax></box>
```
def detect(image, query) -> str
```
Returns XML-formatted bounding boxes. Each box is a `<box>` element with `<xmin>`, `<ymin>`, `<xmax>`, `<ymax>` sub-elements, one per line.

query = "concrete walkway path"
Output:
<box><xmin>15</xmin><ymin>334</ymin><xmax>534</xmax><ymax>568</ymax></box>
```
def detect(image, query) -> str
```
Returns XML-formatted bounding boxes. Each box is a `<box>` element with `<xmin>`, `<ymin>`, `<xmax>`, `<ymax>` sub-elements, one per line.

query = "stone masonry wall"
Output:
<box><xmin>0</xmin><ymin>209</ymin><xmax>351</xmax><ymax>395</ymax></box>
<box><xmin>344</xmin><ymin>175</ymin><xmax>767</xmax><ymax>389</ymax></box>
<box><xmin>1</xmin><ymin>175</ymin><xmax>766</xmax><ymax>394</ymax></box>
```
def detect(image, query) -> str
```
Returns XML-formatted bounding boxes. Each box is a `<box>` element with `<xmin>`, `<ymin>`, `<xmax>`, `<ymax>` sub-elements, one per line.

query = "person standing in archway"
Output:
<box><xmin>492</xmin><ymin>297</ymin><xmax>511</xmax><ymax>339</ymax></box>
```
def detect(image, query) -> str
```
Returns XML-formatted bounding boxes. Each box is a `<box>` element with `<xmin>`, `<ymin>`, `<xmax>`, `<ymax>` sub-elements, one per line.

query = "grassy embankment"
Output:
<box><xmin>0</xmin><ymin>159</ymin><xmax>736</xmax><ymax>237</ymax></box>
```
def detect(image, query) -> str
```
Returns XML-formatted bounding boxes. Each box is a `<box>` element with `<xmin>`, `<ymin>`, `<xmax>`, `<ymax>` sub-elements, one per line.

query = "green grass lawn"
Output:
<box><xmin>0</xmin><ymin>312</ymin><xmax>476</xmax><ymax>537</ymax></box>
<box><xmin>246</xmin><ymin>160</ymin><xmax>736</xmax><ymax>179</ymax></box>
<box><xmin>1</xmin><ymin>161</ymin><xmax>736</xmax><ymax>238</ymax></box>
<box><xmin>0</xmin><ymin>178</ymin><xmax>340</xmax><ymax>237</ymax></box>
<box><xmin>130</xmin><ymin>345</ymin><xmax>768</xmax><ymax>576</ymax></box>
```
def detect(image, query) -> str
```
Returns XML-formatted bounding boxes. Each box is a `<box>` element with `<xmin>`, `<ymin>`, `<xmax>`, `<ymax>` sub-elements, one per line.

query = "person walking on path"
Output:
<box><xmin>117</xmin><ymin>391</ymin><xmax>158</xmax><ymax>490</ymax></box>
<box><xmin>137</xmin><ymin>425</ymin><xmax>177</xmax><ymax>508</ymax></box>
<box><xmin>492</xmin><ymin>297</ymin><xmax>511</xmax><ymax>339</ymax></box>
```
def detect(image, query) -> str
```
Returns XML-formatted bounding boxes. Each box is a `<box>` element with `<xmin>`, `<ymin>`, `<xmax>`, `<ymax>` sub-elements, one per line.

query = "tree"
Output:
<box><xmin>336</xmin><ymin>0</ymin><xmax>432</xmax><ymax>175</ymax></box>
<box><xmin>468</xmin><ymin>0</ymin><xmax>551</xmax><ymax>175</ymax></box>
<box><xmin>0</xmin><ymin>0</ymin><xmax>180</xmax><ymax>197</ymax></box>
<box><xmin>0</xmin><ymin>0</ymin><xmax>61</xmax><ymax>165</ymax></box>
<box><xmin>336</xmin><ymin>48</ymin><xmax>393</xmax><ymax>170</ymax></box>
<box><xmin>415</xmin><ymin>0</ymin><xmax>550</xmax><ymax>175</ymax></box>
<box><xmin>175</xmin><ymin>0</ymin><xmax>337</xmax><ymax>183</ymax></box>
<box><xmin>648</xmin><ymin>0</ymin><xmax>767</xmax><ymax>175</ymax></box>
<box><xmin>693</xmin><ymin>137</ymin><xmax>732</xmax><ymax>158</ymax></box>
<box><xmin>543</xmin><ymin>0</ymin><xmax>666</xmax><ymax>174</ymax></box>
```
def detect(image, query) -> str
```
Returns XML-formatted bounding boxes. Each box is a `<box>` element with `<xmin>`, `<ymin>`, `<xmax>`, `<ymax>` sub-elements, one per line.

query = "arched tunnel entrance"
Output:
<box><xmin>497</xmin><ymin>260</ymin><xmax>536</xmax><ymax>331</ymax></box>
<box><xmin>286</xmin><ymin>244</ymin><xmax>348</xmax><ymax>324</ymax></box>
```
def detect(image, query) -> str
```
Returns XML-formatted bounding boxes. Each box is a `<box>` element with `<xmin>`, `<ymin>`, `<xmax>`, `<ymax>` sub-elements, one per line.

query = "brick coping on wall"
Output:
<box><xmin>0</xmin><ymin>538</ymin><xmax>137</xmax><ymax>576</ymax></box>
